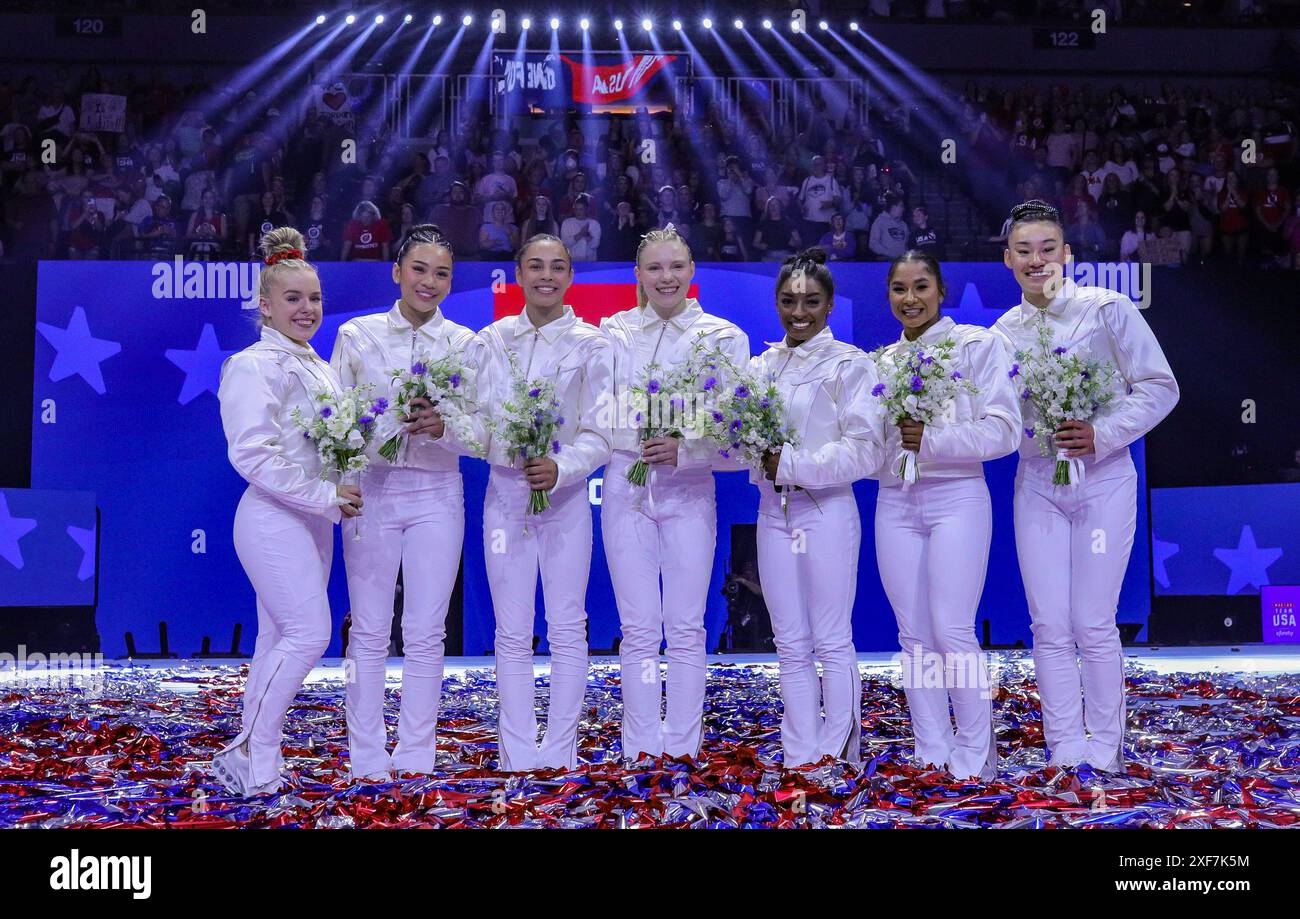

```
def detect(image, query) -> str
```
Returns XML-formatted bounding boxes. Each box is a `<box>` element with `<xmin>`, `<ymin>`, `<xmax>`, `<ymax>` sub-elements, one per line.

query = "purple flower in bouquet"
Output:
<box><xmin>320</xmin><ymin>406</ymin><xmax>332</xmax><ymax>418</ymax></box>
<box><xmin>1053</xmin><ymin>346</ymin><xmax>1068</xmax><ymax>355</ymax></box>
<box><xmin>1025</xmin><ymin>427</ymin><xmax>1035</xmax><ymax>438</ymax></box>
<box><xmin>703</xmin><ymin>376</ymin><xmax>717</xmax><ymax>391</ymax></box>
<box><xmin>950</xmin><ymin>371</ymin><xmax>963</xmax><ymax>380</ymax></box>
<box><xmin>910</xmin><ymin>375</ymin><xmax>924</xmax><ymax>392</ymax></box>
<box><xmin>734</xmin><ymin>384</ymin><xmax>750</xmax><ymax>399</ymax></box>
<box><xmin>449</xmin><ymin>372</ymin><xmax>461</xmax><ymax>388</ymax></box>
<box><xmin>359</xmin><ymin>414</ymin><xmax>374</xmax><ymax>426</ymax></box>
<box><xmin>1008</xmin><ymin>363</ymin><xmax>1020</xmax><ymax>378</ymax></box>
<box><xmin>371</xmin><ymin>398</ymin><xmax>389</xmax><ymax>414</ymax></box>
<box><xmin>871</xmin><ymin>383</ymin><xmax>886</xmax><ymax>397</ymax></box>
<box><xmin>647</xmin><ymin>379</ymin><xmax>661</xmax><ymax>395</ymax></box>
<box><xmin>528</xmin><ymin>387</ymin><xmax>540</xmax><ymax>398</ymax></box>
<box><xmin>551</xmin><ymin>440</ymin><xmax>561</xmax><ymax>454</ymax></box>
<box><xmin>410</xmin><ymin>361</ymin><xmax>426</xmax><ymax>375</ymax></box>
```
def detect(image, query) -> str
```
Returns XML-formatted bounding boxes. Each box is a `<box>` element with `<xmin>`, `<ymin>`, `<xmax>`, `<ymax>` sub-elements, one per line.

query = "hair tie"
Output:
<box><xmin>264</xmin><ymin>248</ymin><xmax>302</xmax><ymax>266</ymax></box>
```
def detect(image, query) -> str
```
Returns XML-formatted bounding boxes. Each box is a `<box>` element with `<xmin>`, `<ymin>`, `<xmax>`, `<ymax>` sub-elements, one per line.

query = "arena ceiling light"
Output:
<box><xmin>314</xmin><ymin>14</ymin><xmax>325</xmax><ymax>25</ymax></box>
<box><xmin>762</xmin><ymin>18</ymin><xmax>772</xmax><ymax>29</ymax></box>
<box><xmin>641</xmin><ymin>18</ymin><xmax>653</xmax><ymax>31</ymax></box>
<box><xmin>550</xmin><ymin>16</ymin><xmax>560</xmax><ymax>28</ymax></box>
<box><xmin>614</xmin><ymin>18</ymin><xmax>624</xmax><ymax>30</ymax></box>
<box><xmin>433</xmin><ymin>14</ymin><xmax>443</xmax><ymax>25</ymax></box>
<box><xmin>580</xmin><ymin>17</ymin><xmax>590</xmax><ymax>30</ymax></box>
<box><xmin>403</xmin><ymin>13</ymin><xmax>413</xmax><ymax>23</ymax></box>
<box><xmin>849</xmin><ymin>21</ymin><xmax>859</xmax><ymax>31</ymax></box>
<box><xmin>819</xmin><ymin>20</ymin><xmax>829</xmax><ymax>30</ymax></box>
<box><xmin>702</xmin><ymin>17</ymin><xmax>713</xmax><ymax>29</ymax></box>
<box><xmin>521</xmin><ymin>17</ymin><xmax>531</xmax><ymax>29</ymax></box>
<box><xmin>374</xmin><ymin>14</ymin><xmax>385</xmax><ymax>24</ymax></box>
<box><xmin>734</xmin><ymin>18</ymin><xmax>744</xmax><ymax>29</ymax></box>
<box><xmin>345</xmin><ymin>13</ymin><xmax>356</xmax><ymax>24</ymax></box>
<box><xmin>462</xmin><ymin>14</ymin><xmax>473</xmax><ymax>26</ymax></box>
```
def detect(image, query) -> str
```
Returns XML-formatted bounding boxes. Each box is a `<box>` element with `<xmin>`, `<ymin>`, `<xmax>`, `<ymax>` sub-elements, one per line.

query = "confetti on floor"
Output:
<box><xmin>2</xmin><ymin>655</ymin><xmax>1298</xmax><ymax>828</ymax></box>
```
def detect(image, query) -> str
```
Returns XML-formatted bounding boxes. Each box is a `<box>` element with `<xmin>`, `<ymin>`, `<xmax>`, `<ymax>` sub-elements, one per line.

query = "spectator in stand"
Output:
<box><xmin>557</xmin><ymin>170</ymin><xmax>592</xmax><ymax>220</ymax></box>
<box><xmin>820</xmin><ymin>212</ymin><xmax>857</xmax><ymax>261</ymax></box>
<box><xmin>599</xmin><ymin>197</ymin><xmax>641</xmax><ymax>261</ymax></box>
<box><xmin>1130</xmin><ymin>153</ymin><xmax>1165</xmax><ymax>219</ymax></box>
<box><xmin>907</xmin><ymin>206</ymin><xmax>943</xmax><ymax>258</ymax></box>
<box><xmin>1252</xmin><ymin>167</ymin><xmax>1291</xmax><ymax>262</ymax></box>
<box><xmin>1120</xmin><ymin>210</ymin><xmax>1154</xmax><ymax>262</ymax></box>
<box><xmin>185</xmin><ymin>187</ymin><xmax>228</xmax><ymax>260</ymax></box>
<box><xmin>521</xmin><ymin>195</ymin><xmax>559</xmax><ymax>241</ymax></box>
<box><xmin>716</xmin><ymin>155</ymin><xmax>755</xmax><ymax>246</ymax></box>
<box><xmin>1218</xmin><ymin>170</ymin><xmax>1250</xmax><ymax>265</ymax></box>
<box><xmin>301</xmin><ymin>194</ymin><xmax>334</xmax><ymax>260</ymax></box>
<box><xmin>247</xmin><ymin>189</ymin><xmax>291</xmax><ymax>257</ymax></box>
<box><xmin>718</xmin><ymin>217</ymin><xmax>749</xmax><ymax>262</ymax></box>
<box><xmin>1080</xmin><ymin>149</ymin><xmax>1107</xmax><ymax>201</ymax></box>
<box><xmin>652</xmin><ymin>185</ymin><xmax>689</xmax><ymax>236</ymax></box>
<box><xmin>395</xmin><ymin>202</ymin><xmax>418</xmax><ymax>244</ymax></box>
<box><xmin>692</xmin><ymin>202</ymin><xmax>723</xmax><ymax>261</ymax></box>
<box><xmin>868</xmin><ymin>194</ymin><xmax>908</xmax><ymax>260</ymax></box>
<box><xmin>137</xmin><ymin>194</ymin><xmax>178</xmax><ymax>258</ymax></box>
<box><xmin>1101</xmin><ymin>140</ymin><xmax>1139</xmax><ymax>189</ymax></box>
<box><xmin>1160</xmin><ymin>167</ymin><xmax>1193</xmax><ymax>262</ymax></box>
<box><xmin>753</xmin><ymin>196</ymin><xmax>802</xmax><ymax>262</ymax></box>
<box><xmin>1062</xmin><ymin>174</ymin><xmax>1098</xmax><ymax>225</ymax></box>
<box><xmin>474</xmin><ymin>149</ymin><xmax>518</xmax><ymax>223</ymax></box>
<box><xmin>1045</xmin><ymin>118</ymin><xmax>1080</xmax><ymax>174</ymax></box>
<box><xmin>341</xmin><ymin>199</ymin><xmax>392</xmax><ymax>261</ymax></box>
<box><xmin>65</xmin><ymin>191</ymin><xmax>106</xmax><ymax>259</ymax></box>
<box><xmin>1096</xmin><ymin>173</ymin><xmax>1134</xmax><ymax>259</ymax></box>
<box><xmin>431</xmin><ymin>181</ymin><xmax>480</xmax><ymax>258</ymax></box>
<box><xmin>560</xmin><ymin>193</ymin><xmax>600</xmax><ymax>261</ymax></box>
<box><xmin>1066</xmin><ymin>199</ymin><xmax>1107</xmax><ymax>262</ymax></box>
<box><xmin>415</xmin><ymin>153</ymin><xmax>455</xmax><ymax>217</ymax></box>
<box><xmin>479</xmin><ymin>198</ymin><xmax>519</xmax><ymax>259</ymax></box>
<box><xmin>1186</xmin><ymin>173</ymin><xmax>1217</xmax><ymax>264</ymax></box>
<box><xmin>798</xmin><ymin>155</ymin><xmax>843</xmax><ymax>248</ymax></box>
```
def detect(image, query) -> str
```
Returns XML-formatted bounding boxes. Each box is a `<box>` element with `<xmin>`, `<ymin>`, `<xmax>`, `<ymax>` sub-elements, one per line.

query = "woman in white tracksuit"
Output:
<box><xmin>992</xmin><ymin>200</ymin><xmax>1178</xmax><ymax>772</ymax></box>
<box><xmin>330</xmin><ymin>225</ymin><xmax>488</xmax><ymax>780</ymax></box>
<box><xmin>873</xmin><ymin>250</ymin><xmax>1020</xmax><ymax>781</ymax></box>
<box><xmin>479</xmin><ymin>234</ymin><xmax>613</xmax><ymax>771</ymax></box>
<box><xmin>212</xmin><ymin>227</ymin><xmax>364</xmax><ymax>796</ymax></box>
<box><xmin>756</xmin><ymin>249</ymin><xmax>887</xmax><ymax>768</ymax></box>
<box><xmin>600</xmin><ymin>226</ymin><xmax>751</xmax><ymax>762</ymax></box>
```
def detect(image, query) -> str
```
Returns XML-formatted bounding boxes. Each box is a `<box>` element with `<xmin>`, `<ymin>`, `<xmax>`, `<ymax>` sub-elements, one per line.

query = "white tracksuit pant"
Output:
<box><xmin>875</xmin><ymin>477</ymin><xmax>997</xmax><ymax>780</ymax></box>
<box><xmin>342</xmin><ymin>465</ymin><xmax>464</xmax><ymax>777</ymax></box>
<box><xmin>230</xmin><ymin>487</ymin><xmax>334</xmax><ymax>787</ymax></box>
<box><xmin>602</xmin><ymin>451</ymin><xmax>715</xmax><ymax>760</ymax></box>
<box><xmin>756</xmin><ymin>485</ymin><xmax>862</xmax><ymax>767</ymax></box>
<box><xmin>1014</xmin><ymin>453</ymin><xmax>1136</xmax><ymax>772</ymax></box>
<box><xmin>483</xmin><ymin>468</ymin><xmax>591</xmax><ymax>772</ymax></box>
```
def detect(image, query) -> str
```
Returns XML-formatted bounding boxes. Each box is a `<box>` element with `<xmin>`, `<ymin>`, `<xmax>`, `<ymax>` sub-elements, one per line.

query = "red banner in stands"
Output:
<box><xmin>493</xmin><ymin>282</ymin><xmax>700</xmax><ymax>325</ymax></box>
<box><xmin>560</xmin><ymin>54</ymin><xmax>677</xmax><ymax>105</ymax></box>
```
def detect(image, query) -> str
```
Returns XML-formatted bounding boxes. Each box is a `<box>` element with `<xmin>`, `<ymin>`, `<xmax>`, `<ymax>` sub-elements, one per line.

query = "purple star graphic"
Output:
<box><xmin>0</xmin><ymin>492</ymin><xmax>38</xmax><ymax>570</ymax></box>
<box><xmin>36</xmin><ymin>306</ymin><xmax>122</xmax><ymax>394</ymax></box>
<box><xmin>165</xmin><ymin>323</ymin><xmax>237</xmax><ymax>405</ymax></box>
<box><xmin>1213</xmin><ymin>525</ymin><xmax>1283</xmax><ymax>595</ymax></box>
<box><xmin>1151</xmin><ymin>536</ymin><xmax>1179</xmax><ymax>590</ymax></box>
<box><xmin>67</xmin><ymin>525</ymin><xmax>96</xmax><ymax>581</ymax></box>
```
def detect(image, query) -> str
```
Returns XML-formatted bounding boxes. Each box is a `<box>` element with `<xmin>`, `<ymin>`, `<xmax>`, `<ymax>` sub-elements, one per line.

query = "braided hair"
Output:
<box><xmin>776</xmin><ymin>247</ymin><xmax>834</xmax><ymax>299</ymax></box>
<box><xmin>395</xmin><ymin>223</ymin><xmax>454</xmax><ymax>264</ymax></box>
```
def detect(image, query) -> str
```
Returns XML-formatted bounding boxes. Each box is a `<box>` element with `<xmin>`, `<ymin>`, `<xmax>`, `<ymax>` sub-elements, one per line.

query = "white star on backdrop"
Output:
<box><xmin>0</xmin><ymin>492</ymin><xmax>38</xmax><ymax>570</ymax></box>
<box><xmin>165</xmin><ymin>323</ymin><xmax>237</xmax><ymax>405</ymax></box>
<box><xmin>35</xmin><ymin>306</ymin><xmax>122</xmax><ymax>395</ymax></box>
<box><xmin>1213</xmin><ymin>525</ymin><xmax>1282</xmax><ymax>595</ymax></box>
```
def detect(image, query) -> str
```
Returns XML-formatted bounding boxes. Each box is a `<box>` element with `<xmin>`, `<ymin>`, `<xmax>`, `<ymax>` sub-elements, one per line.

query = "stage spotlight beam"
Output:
<box><xmin>762</xmin><ymin>19</ymin><xmax>772</xmax><ymax>29</ymax></box>
<box><xmin>375</xmin><ymin>14</ymin><xmax>384</xmax><ymax>24</ymax></box>
<box><xmin>702</xmin><ymin>17</ymin><xmax>712</xmax><ymax>29</ymax></box>
<box><xmin>734</xmin><ymin>18</ymin><xmax>744</xmax><ymax>29</ymax></box>
<box><xmin>522</xmin><ymin>17</ymin><xmax>531</xmax><ymax>29</ymax></box>
<box><xmin>580</xmin><ymin>17</ymin><xmax>590</xmax><ymax>30</ymax></box>
<box><xmin>433</xmin><ymin>14</ymin><xmax>443</xmax><ymax>25</ymax></box>
<box><xmin>642</xmin><ymin>18</ymin><xmax>652</xmax><ymax>31</ymax></box>
<box><xmin>551</xmin><ymin>17</ymin><xmax>561</xmax><ymax>29</ymax></box>
<box><xmin>462</xmin><ymin>14</ymin><xmax>473</xmax><ymax>27</ymax></box>
<box><xmin>345</xmin><ymin>13</ymin><xmax>356</xmax><ymax>25</ymax></box>
<box><xmin>614</xmin><ymin>18</ymin><xmax>623</xmax><ymax>30</ymax></box>
<box><xmin>315</xmin><ymin>14</ymin><xmax>325</xmax><ymax>25</ymax></box>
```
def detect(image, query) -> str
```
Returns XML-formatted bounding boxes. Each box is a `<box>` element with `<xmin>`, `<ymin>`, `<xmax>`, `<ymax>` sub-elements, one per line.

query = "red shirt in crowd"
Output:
<box><xmin>1253</xmin><ymin>186</ymin><xmax>1292</xmax><ymax>228</ymax></box>
<box><xmin>343</xmin><ymin>218</ymin><xmax>393</xmax><ymax>259</ymax></box>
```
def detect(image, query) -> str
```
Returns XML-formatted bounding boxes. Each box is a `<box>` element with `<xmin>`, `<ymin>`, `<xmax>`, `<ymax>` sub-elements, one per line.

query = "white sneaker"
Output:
<box><xmin>210</xmin><ymin>744</ymin><xmax>252</xmax><ymax>796</ymax></box>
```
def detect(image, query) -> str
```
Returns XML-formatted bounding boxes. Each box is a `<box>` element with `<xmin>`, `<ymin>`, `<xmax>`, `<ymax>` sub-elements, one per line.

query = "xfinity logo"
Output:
<box><xmin>151</xmin><ymin>256</ymin><xmax>261</xmax><ymax>310</ymax></box>
<box><xmin>49</xmin><ymin>850</ymin><xmax>151</xmax><ymax>899</ymax></box>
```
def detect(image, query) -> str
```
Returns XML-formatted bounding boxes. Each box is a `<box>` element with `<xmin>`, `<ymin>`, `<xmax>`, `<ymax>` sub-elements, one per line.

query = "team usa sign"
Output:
<box><xmin>493</xmin><ymin>51</ymin><xmax>679</xmax><ymax>110</ymax></box>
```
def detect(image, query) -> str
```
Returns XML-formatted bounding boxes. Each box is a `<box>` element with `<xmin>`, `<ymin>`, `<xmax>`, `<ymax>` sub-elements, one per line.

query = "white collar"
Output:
<box><xmin>1017</xmin><ymin>277</ymin><xmax>1077</xmax><ymax>327</ymax></box>
<box><xmin>898</xmin><ymin>314</ymin><xmax>956</xmax><ymax>345</ymax></box>
<box><xmin>386</xmin><ymin>299</ymin><xmax>445</xmax><ymax>337</ymax></box>
<box><xmin>512</xmin><ymin>304</ymin><xmax>577</xmax><ymax>343</ymax></box>
<box><xmin>636</xmin><ymin>298</ymin><xmax>702</xmax><ymax>333</ymax></box>
<box><xmin>260</xmin><ymin>324</ymin><xmax>322</xmax><ymax>359</ymax></box>
<box><xmin>766</xmin><ymin>325</ymin><xmax>835</xmax><ymax>356</ymax></box>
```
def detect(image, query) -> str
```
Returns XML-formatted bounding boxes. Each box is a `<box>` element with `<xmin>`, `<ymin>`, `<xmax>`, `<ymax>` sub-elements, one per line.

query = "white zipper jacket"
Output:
<box><xmin>875</xmin><ymin>315</ymin><xmax>1020</xmax><ymax>486</ymax></box>
<box><xmin>600</xmin><ymin>299</ymin><xmax>751</xmax><ymax>470</ymax></box>
<box><xmin>991</xmin><ymin>279</ymin><xmax>1179</xmax><ymax>466</ymax></box>
<box><xmin>478</xmin><ymin>305</ymin><xmax>613</xmax><ymax>490</ymax></box>
<box><xmin>218</xmin><ymin>325</ymin><xmax>346</xmax><ymax>522</ymax></box>
<box><xmin>753</xmin><ymin>326</ymin><xmax>887</xmax><ymax>492</ymax></box>
<box><xmin>330</xmin><ymin>301</ymin><xmax>488</xmax><ymax>472</ymax></box>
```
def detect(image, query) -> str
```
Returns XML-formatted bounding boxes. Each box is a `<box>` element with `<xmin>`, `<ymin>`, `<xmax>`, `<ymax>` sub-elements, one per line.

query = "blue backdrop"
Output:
<box><xmin>30</xmin><ymin>260</ymin><xmax>1151</xmax><ymax>656</ymax></box>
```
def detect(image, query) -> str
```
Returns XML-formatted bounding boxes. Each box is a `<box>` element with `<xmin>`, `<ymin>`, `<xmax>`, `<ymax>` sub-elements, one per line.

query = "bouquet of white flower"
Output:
<box><xmin>1010</xmin><ymin>319</ymin><xmax>1118</xmax><ymax>486</ymax></box>
<box><xmin>378</xmin><ymin>351</ymin><xmax>482</xmax><ymax>464</ymax></box>
<box><xmin>691</xmin><ymin>359</ymin><xmax>802</xmax><ymax>517</ymax></box>
<box><xmin>624</xmin><ymin>338</ymin><xmax>728</xmax><ymax>487</ymax></box>
<box><xmin>292</xmin><ymin>384</ymin><xmax>388</xmax><ymax>538</ymax></box>
<box><xmin>495</xmin><ymin>352</ymin><xmax>564</xmax><ymax>514</ymax></box>
<box><xmin>869</xmin><ymin>337</ymin><xmax>977</xmax><ymax>486</ymax></box>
